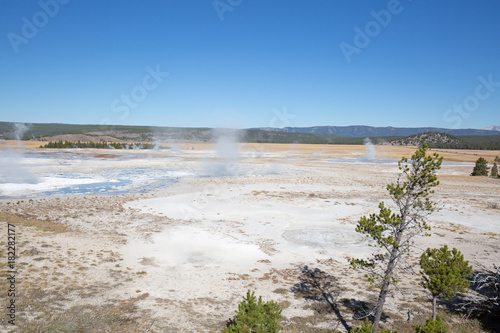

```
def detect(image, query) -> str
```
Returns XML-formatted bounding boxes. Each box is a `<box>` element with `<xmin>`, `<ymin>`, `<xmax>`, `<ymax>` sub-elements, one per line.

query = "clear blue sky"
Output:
<box><xmin>1</xmin><ymin>0</ymin><xmax>499</xmax><ymax>129</ymax></box>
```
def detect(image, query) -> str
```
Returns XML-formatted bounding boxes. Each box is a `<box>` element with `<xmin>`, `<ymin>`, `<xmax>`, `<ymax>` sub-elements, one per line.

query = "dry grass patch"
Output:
<box><xmin>12</xmin><ymin>300</ymin><xmax>155</xmax><ymax>333</ymax></box>
<box><xmin>0</xmin><ymin>211</ymin><xmax>68</xmax><ymax>233</ymax></box>
<box><xmin>388</xmin><ymin>308</ymin><xmax>487</xmax><ymax>333</ymax></box>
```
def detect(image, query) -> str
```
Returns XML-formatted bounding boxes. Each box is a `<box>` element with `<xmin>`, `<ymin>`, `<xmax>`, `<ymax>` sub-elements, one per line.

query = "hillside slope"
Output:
<box><xmin>258</xmin><ymin>125</ymin><xmax>500</xmax><ymax>137</ymax></box>
<box><xmin>390</xmin><ymin>132</ymin><xmax>500</xmax><ymax>150</ymax></box>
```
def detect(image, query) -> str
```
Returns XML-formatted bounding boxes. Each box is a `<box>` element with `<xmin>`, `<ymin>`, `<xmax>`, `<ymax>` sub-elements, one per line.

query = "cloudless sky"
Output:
<box><xmin>1</xmin><ymin>0</ymin><xmax>499</xmax><ymax>129</ymax></box>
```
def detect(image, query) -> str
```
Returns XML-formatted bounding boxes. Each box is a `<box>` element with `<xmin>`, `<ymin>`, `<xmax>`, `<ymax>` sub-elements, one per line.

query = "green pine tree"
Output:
<box><xmin>350</xmin><ymin>142</ymin><xmax>442</xmax><ymax>331</ymax></box>
<box><xmin>413</xmin><ymin>316</ymin><xmax>447</xmax><ymax>333</ymax></box>
<box><xmin>491</xmin><ymin>163</ymin><xmax>499</xmax><ymax>178</ymax></box>
<box><xmin>471</xmin><ymin>157</ymin><xmax>489</xmax><ymax>176</ymax></box>
<box><xmin>420</xmin><ymin>245</ymin><xmax>472</xmax><ymax>320</ymax></box>
<box><xmin>223</xmin><ymin>290</ymin><xmax>282</xmax><ymax>333</ymax></box>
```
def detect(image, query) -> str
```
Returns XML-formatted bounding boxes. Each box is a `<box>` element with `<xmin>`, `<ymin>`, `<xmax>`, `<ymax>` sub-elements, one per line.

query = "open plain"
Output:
<box><xmin>1</xmin><ymin>141</ymin><xmax>499</xmax><ymax>332</ymax></box>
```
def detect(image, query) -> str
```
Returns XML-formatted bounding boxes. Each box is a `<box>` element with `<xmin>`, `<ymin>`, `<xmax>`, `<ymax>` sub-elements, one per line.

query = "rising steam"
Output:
<box><xmin>360</xmin><ymin>138</ymin><xmax>376</xmax><ymax>160</ymax></box>
<box><xmin>0</xmin><ymin>123</ymin><xmax>38</xmax><ymax>185</ymax></box>
<box><xmin>202</xmin><ymin>129</ymin><xmax>243</xmax><ymax>176</ymax></box>
<box><xmin>14</xmin><ymin>123</ymin><xmax>31</xmax><ymax>141</ymax></box>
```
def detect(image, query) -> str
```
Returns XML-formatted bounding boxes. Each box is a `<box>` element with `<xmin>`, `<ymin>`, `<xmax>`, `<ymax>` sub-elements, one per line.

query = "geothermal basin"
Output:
<box><xmin>1</xmin><ymin>142</ymin><xmax>499</xmax><ymax>331</ymax></box>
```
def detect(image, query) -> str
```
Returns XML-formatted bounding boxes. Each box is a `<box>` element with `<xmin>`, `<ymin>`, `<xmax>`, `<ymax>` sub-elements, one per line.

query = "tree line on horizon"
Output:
<box><xmin>39</xmin><ymin>140</ymin><xmax>168</xmax><ymax>150</ymax></box>
<box><xmin>3</xmin><ymin>122</ymin><xmax>500</xmax><ymax>149</ymax></box>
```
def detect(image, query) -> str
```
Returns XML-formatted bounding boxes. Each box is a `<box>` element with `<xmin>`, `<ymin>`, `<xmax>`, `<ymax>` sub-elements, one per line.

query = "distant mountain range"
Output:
<box><xmin>1</xmin><ymin>121</ymin><xmax>499</xmax><ymax>144</ymax></box>
<box><xmin>257</xmin><ymin>125</ymin><xmax>500</xmax><ymax>137</ymax></box>
<box><xmin>483</xmin><ymin>125</ymin><xmax>500</xmax><ymax>132</ymax></box>
<box><xmin>1</xmin><ymin>121</ymin><xmax>500</xmax><ymax>149</ymax></box>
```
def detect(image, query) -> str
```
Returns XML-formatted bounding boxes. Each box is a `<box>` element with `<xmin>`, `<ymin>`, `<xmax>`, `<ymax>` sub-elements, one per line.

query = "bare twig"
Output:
<box><xmin>454</xmin><ymin>261</ymin><xmax>499</xmax><ymax>318</ymax></box>
<box><xmin>144</xmin><ymin>319</ymin><xmax>155</xmax><ymax>333</ymax></box>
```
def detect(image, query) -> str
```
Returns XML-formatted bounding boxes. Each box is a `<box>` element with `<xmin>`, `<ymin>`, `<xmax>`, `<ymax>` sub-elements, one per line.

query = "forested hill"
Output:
<box><xmin>2</xmin><ymin>121</ymin><xmax>500</xmax><ymax>139</ymax></box>
<box><xmin>257</xmin><ymin>125</ymin><xmax>500</xmax><ymax>137</ymax></box>
<box><xmin>390</xmin><ymin>132</ymin><xmax>500</xmax><ymax>150</ymax></box>
<box><xmin>1</xmin><ymin>121</ymin><xmax>500</xmax><ymax>149</ymax></box>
